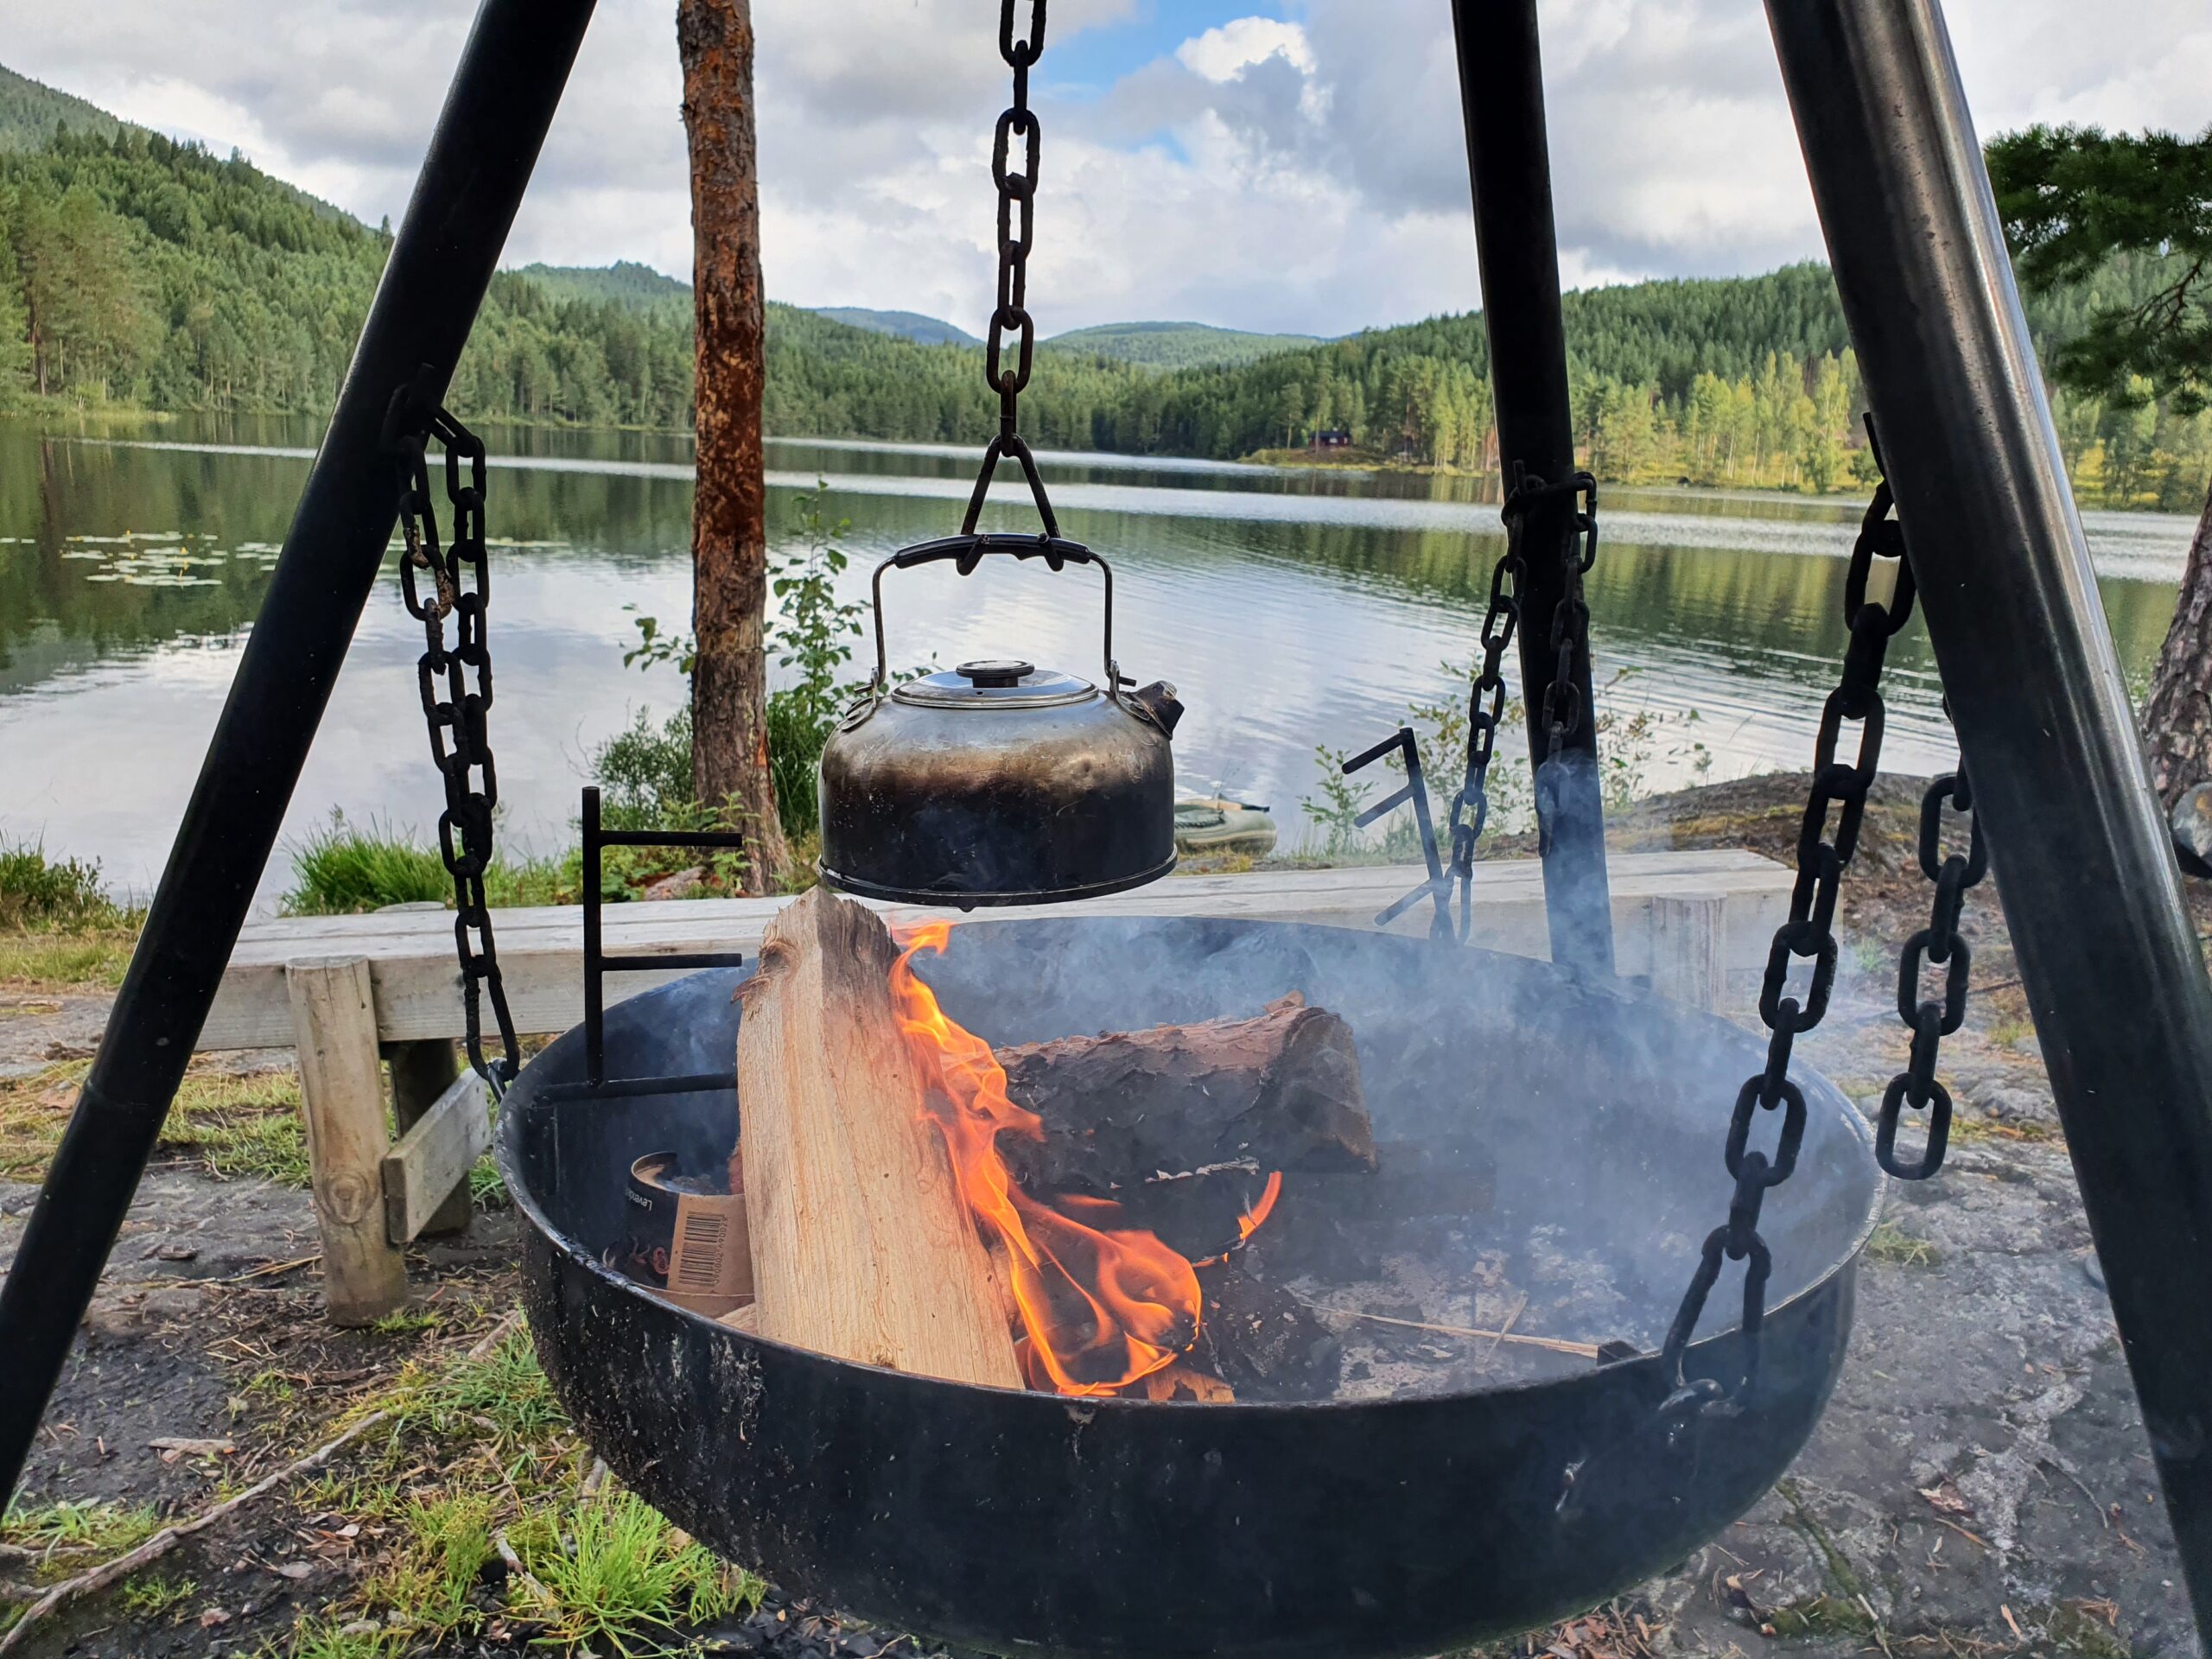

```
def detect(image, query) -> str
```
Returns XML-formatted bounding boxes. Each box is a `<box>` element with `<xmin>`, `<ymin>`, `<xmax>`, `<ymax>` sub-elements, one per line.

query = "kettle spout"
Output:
<box><xmin>1127</xmin><ymin>681</ymin><xmax>1184</xmax><ymax>738</ymax></box>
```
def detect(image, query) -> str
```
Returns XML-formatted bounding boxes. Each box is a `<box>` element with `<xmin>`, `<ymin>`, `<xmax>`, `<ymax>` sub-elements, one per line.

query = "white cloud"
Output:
<box><xmin>0</xmin><ymin>0</ymin><xmax>2203</xmax><ymax>336</ymax></box>
<box><xmin>1176</xmin><ymin>18</ymin><xmax>1315</xmax><ymax>83</ymax></box>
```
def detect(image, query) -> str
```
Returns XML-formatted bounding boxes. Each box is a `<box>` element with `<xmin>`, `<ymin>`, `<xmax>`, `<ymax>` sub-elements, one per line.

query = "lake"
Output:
<box><xmin>0</xmin><ymin>415</ymin><xmax>2196</xmax><ymax>909</ymax></box>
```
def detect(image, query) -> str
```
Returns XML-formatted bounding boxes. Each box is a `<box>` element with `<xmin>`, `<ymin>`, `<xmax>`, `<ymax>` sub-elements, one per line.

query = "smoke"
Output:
<box><xmin>506</xmin><ymin>914</ymin><xmax>1878</xmax><ymax>1374</ymax></box>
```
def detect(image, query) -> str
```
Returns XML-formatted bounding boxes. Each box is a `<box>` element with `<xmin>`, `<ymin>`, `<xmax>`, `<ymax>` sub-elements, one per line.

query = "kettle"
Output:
<box><xmin>817</xmin><ymin>532</ymin><xmax>1183</xmax><ymax>906</ymax></box>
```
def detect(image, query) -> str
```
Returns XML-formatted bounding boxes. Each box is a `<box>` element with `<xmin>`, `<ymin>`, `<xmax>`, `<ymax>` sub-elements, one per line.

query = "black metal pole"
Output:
<box><xmin>1447</xmin><ymin>0</ymin><xmax>1614</xmax><ymax>976</ymax></box>
<box><xmin>1765</xmin><ymin>0</ymin><xmax>2212</xmax><ymax>1632</ymax></box>
<box><xmin>0</xmin><ymin>0</ymin><xmax>599</xmax><ymax>1503</ymax></box>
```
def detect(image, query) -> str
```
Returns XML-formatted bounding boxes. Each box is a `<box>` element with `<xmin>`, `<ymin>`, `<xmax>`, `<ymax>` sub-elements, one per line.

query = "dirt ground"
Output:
<box><xmin>0</xmin><ymin>771</ymin><xmax>2203</xmax><ymax>1658</ymax></box>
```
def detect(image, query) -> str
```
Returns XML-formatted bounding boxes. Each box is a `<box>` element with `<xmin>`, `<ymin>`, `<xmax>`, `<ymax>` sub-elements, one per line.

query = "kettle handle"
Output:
<box><xmin>869</xmin><ymin>532</ymin><xmax>1117</xmax><ymax>695</ymax></box>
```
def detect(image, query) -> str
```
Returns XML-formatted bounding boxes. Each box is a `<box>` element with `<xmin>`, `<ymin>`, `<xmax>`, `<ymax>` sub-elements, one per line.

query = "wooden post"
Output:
<box><xmin>1649</xmin><ymin>895</ymin><xmax>1726</xmax><ymax>1012</ymax></box>
<box><xmin>286</xmin><ymin>957</ymin><xmax>407</xmax><ymax>1325</ymax></box>
<box><xmin>385</xmin><ymin>1039</ymin><xmax>474</xmax><ymax>1236</ymax></box>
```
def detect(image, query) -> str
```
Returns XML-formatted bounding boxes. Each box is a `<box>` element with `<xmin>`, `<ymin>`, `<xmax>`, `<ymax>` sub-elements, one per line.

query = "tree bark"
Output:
<box><xmin>677</xmin><ymin>0</ymin><xmax>789</xmax><ymax>892</ymax></box>
<box><xmin>2142</xmin><ymin>478</ymin><xmax>2212</xmax><ymax>805</ymax></box>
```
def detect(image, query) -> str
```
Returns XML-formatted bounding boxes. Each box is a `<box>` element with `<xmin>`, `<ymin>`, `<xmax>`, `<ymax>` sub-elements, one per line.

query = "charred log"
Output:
<box><xmin>995</xmin><ymin>995</ymin><xmax>1376</xmax><ymax>1258</ymax></box>
<box><xmin>1191</xmin><ymin>1259</ymin><xmax>1343</xmax><ymax>1401</ymax></box>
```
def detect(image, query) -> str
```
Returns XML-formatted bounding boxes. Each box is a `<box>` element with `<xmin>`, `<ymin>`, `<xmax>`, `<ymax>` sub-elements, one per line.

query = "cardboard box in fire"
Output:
<box><xmin>610</xmin><ymin>1150</ymin><xmax>754</xmax><ymax>1319</ymax></box>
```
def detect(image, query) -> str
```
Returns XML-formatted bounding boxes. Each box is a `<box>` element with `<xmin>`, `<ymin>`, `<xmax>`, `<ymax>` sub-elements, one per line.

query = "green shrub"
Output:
<box><xmin>0</xmin><ymin>840</ymin><xmax>119</xmax><ymax>927</ymax></box>
<box><xmin>615</xmin><ymin>483</ymin><xmax>870</xmax><ymax>848</ymax></box>
<box><xmin>592</xmin><ymin>707</ymin><xmax>697</xmax><ymax>831</ymax></box>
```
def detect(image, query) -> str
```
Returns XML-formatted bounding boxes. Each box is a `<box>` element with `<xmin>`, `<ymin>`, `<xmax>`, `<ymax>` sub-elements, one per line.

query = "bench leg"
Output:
<box><xmin>286</xmin><ymin>957</ymin><xmax>408</xmax><ymax>1326</ymax></box>
<box><xmin>1650</xmin><ymin>895</ymin><xmax>1726</xmax><ymax>1012</ymax></box>
<box><xmin>385</xmin><ymin>1039</ymin><xmax>474</xmax><ymax>1237</ymax></box>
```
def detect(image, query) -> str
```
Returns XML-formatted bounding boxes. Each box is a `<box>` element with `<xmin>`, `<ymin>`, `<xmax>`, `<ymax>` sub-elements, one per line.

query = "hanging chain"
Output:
<box><xmin>391</xmin><ymin>396</ymin><xmax>519</xmax><ymax>1094</ymax></box>
<box><xmin>958</xmin><ymin>0</ymin><xmax>1062</xmax><ymax>539</ymax></box>
<box><xmin>1438</xmin><ymin>490</ymin><xmax>1528</xmax><ymax>938</ymax></box>
<box><xmin>1346</xmin><ymin>466</ymin><xmax>1600</xmax><ymax>939</ymax></box>
<box><xmin>1537</xmin><ymin>470</ymin><xmax>1600</xmax><ymax>768</ymax></box>
<box><xmin>1659</xmin><ymin>467</ymin><xmax>1918</xmax><ymax>1404</ymax></box>
<box><xmin>1880</xmin><ymin>757</ymin><xmax>1985</xmax><ymax>1178</ymax></box>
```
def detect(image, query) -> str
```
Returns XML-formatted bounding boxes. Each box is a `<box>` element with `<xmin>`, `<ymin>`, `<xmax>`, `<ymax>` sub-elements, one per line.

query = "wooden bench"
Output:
<box><xmin>208</xmin><ymin>851</ymin><xmax>1790</xmax><ymax>1322</ymax></box>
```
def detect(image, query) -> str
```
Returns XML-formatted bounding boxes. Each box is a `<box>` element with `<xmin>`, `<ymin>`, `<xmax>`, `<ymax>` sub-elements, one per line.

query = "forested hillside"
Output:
<box><xmin>1044</xmin><ymin>320</ymin><xmax>1321</xmax><ymax>369</ymax></box>
<box><xmin>814</xmin><ymin>308</ymin><xmax>979</xmax><ymax>347</ymax></box>
<box><xmin>0</xmin><ymin>64</ymin><xmax>118</xmax><ymax>151</ymax></box>
<box><xmin>1</xmin><ymin>108</ymin><xmax>2204</xmax><ymax>509</ymax></box>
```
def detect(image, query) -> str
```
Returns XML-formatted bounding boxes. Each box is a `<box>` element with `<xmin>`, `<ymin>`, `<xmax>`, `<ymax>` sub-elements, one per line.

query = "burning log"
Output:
<box><xmin>735</xmin><ymin>890</ymin><xmax>1023</xmax><ymax>1389</ymax></box>
<box><xmin>995</xmin><ymin>995</ymin><xmax>1376</xmax><ymax>1259</ymax></box>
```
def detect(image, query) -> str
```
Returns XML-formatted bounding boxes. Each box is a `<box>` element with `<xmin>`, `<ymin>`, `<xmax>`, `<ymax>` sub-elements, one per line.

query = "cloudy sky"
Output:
<box><xmin>2</xmin><ymin>0</ymin><xmax>2206</xmax><ymax>337</ymax></box>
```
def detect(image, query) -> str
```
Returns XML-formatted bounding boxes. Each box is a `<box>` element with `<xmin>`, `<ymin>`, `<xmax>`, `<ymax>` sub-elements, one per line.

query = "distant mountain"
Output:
<box><xmin>812</xmin><ymin>308</ymin><xmax>980</xmax><ymax>348</ymax></box>
<box><xmin>512</xmin><ymin>260</ymin><xmax>691</xmax><ymax>315</ymax></box>
<box><xmin>0</xmin><ymin>62</ymin><xmax>124</xmax><ymax>151</ymax></box>
<box><xmin>1045</xmin><ymin>321</ymin><xmax>1325</xmax><ymax>370</ymax></box>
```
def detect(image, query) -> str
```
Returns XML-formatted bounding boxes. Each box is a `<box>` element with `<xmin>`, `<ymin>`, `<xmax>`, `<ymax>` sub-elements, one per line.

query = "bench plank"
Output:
<box><xmin>205</xmin><ymin>853</ymin><xmax>1791</xmax><ymax>1050</ymax></box>
<box><xmin>381</xmin><ymin>1071</ymin><xmax>493</xmax><ymax>1246</ymax></box>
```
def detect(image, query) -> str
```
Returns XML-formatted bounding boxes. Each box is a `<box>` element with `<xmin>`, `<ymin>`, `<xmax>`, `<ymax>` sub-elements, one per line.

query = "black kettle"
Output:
<box><xmin>817</xmin><ymin>532</ymin><xmax>1182</xmax><ymax>907</ymax></box>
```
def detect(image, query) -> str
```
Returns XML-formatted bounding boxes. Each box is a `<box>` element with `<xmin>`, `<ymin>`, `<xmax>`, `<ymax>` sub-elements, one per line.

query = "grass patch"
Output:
<box><xmin>1986</xmin><ymin>1015</ymin><xmax>2036</xmax><ymax>1051</ymax></box>
<box><xmin>378</xmin><ymin>1325</ymin><xmax>568</xmax><ymax>1452</ymax></box>
<box><xmin>1764</xmin><ymin>1594</ymin><xmax>1880</xmax><ymax>1640</ymax></box>
<box><xmin>0</xmin><ymin>838</ymin><xmax>139</xmax><ymax>989</ymax></box>
<box><xmin>282</xmin><ymin>1614</ymin><xmax>406</xmax><ymax>1659</ymax></box>
<box><xmin>276</xmin><ymin>1322</ymin><xmax>763</xmax><ymax>1658</ymax></box>
<box><xmin>371</xmin><ymin>1308</ymin><xmax>443</xmax><ymax>1338</ymax></box>
<box><xmin>1950</xmin><ymin>1113</ymin><xmax>2057</xmax><ymax>1146</ymax></box>
<box><xmin>2</xmin><ymin>1061</ymin><xmax>308</xmax><ymax>1185</ymax></box>
<box><xmin>1</xmin><ymin>1497</ymin><xmax>160</xmax><ymax>1555</ymax></box>
<box><xmin>507</xmin><ymin>1491</ymin><xmax>763</xmax><ymax>1656</ymax></box>
<box><xmin>467</xmin><ymin>1155</ymin><xmax>508</xmax><ymax>1210</ymax></box>
<box><xmin>0</xmin><ymin>925</ymin><xmax>138</xmax><ymax>988</ymax></box>
<box><xmin>282</xmin><ymin>804</ymin><xmax>751</xmax><ymax>914</ymax></box>
<box><xmin>283</xmin><ymin>814</ymin><xmax>453</xmax><ymax>914</ymax></box>
<box><xmin>118</xmin><ymin>1572</ymin><xmax>198</xmax><ymax>1620</ymax></box>
<box><xmin>0</xmin><ymin>840</ymin><xmax>121</xmax><ymax>929</ymax></box>
<box><xmin>2050</xmin><ymin>1599</ymin><xmax>2131</xmax><ymax>1659</ymax></box>
<box><xmin>1866</xmin><ymin>1221</ymin><xmax>1941</xmax><ymax>1268</ymax></box>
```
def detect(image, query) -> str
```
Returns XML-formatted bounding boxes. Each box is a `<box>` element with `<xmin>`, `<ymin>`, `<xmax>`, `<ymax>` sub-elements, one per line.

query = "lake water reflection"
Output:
<box><xmin>0</xmin><ymin>415</ymin><xmax>2194</xmax><ymax>907</ymax></box>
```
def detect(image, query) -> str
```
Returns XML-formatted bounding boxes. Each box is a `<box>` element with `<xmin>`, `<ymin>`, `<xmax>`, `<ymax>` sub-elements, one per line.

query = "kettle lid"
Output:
<box><xmin>891</xmin><ymin>659</ymin><xmax>1097</xmax><ymax>709</ymax></box>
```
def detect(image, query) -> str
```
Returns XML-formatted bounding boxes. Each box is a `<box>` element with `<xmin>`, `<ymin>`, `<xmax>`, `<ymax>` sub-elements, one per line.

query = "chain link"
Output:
<box><xmin>1539</xmin><ymin>471</ymin><xmax>1599</xmax><ymax>766</ymax></box>
<box><xmin>392</xmin><ymin>400</ymin><xmax>518</xmax><ymax>1094</ymax></box>
<box><xmin>1878</xmin><ymin>763</ymin><xmax>1986</xmax><ymax>1178</ymax></box>
<box><xmin>955</xmin><ymin>0</ymin><xmax>1063</xmax><ymax>539</ymax></box>
<box><xmin>1426</xmin><ymin>467</ymin><xmax>1600</xmax><ymax>940</ymax></box>
<box><xmin>1661</xmin><ymin>469</ymin><xmax>1916</xmax><ymax>1402</ymax></box>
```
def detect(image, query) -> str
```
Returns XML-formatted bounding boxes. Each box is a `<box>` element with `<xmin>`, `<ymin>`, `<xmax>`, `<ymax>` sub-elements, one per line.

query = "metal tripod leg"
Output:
<box><xmin>0</xmin><ymin>0</ymin><xmax>602</xmax><ymax>1503</ymax></box>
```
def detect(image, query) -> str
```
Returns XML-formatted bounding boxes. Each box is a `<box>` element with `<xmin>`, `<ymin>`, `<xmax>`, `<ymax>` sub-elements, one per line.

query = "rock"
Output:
<box><xmin>642</xmin><ymin>866</ymin><xmax>711</xmax><ymax>901</ymax></box>
<box><xmin>1973</xmin><ymin>1082</ymin><xmax>2059</xmax><ymax>1127</ymax></box>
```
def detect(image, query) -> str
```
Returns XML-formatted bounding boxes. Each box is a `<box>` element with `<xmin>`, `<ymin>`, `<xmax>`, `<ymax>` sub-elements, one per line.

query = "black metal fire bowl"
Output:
<box><xmin>498</xmin><ymin>917</ymin><xmax>1879</xmax><ymax>1659</ymax></box>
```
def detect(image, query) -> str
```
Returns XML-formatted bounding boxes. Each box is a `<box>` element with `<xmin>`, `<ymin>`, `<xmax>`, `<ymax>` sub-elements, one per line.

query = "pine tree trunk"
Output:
<box><xmin>678</xmin><ymin>0</ymin><xmax>790</xmax><ymax>893</ymax></box>
<box><xmin>2141</xmin><ymin>478</ymin><xmax>2212</xmax><ymax>806</ymax></box>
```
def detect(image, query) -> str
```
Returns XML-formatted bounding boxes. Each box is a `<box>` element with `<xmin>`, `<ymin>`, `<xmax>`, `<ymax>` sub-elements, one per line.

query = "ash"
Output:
<box><xmin>1249</xmin><ymin>1216</ymin><xmax>1645</xmax><ymax>1402</ymax></box>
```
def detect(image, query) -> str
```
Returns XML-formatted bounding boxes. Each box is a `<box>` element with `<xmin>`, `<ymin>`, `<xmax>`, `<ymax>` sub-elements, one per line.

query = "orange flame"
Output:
<box><xmin>1239</xmin><ymin>1172</ymin><xmax>1284</xmax><ymax>1242</ymax></box>
<box><xmin>888</xmin><ymin>921</ymin><xmax>1281</xmax><ymax>1395</ymax></box>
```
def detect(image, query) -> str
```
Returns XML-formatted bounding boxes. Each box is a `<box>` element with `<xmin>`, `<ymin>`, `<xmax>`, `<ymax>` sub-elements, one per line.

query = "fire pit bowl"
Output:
<box><xmin>499</xmin><ymin>917</ymin><xmax>1878</xmax><ymax>1659</ymax></box>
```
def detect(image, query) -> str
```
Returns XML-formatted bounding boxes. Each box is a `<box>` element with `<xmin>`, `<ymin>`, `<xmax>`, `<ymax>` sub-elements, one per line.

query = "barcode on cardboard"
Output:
<box><xmin>673</xmin><ymin>1211</ymin><xmax>728</xmax><ymax>1291</ymax></box>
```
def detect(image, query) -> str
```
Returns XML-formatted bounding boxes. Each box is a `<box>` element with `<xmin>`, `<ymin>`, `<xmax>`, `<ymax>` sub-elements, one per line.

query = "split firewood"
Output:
<box><xmin>734</xmin><ymin>889</ymin><xmax>1022</xmax><ymax>1389</ymax></box>
<box><xmin>996</xmin><ymin>994</ymin><xmax>1376</xmax><ymax>1258</ymax></box>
